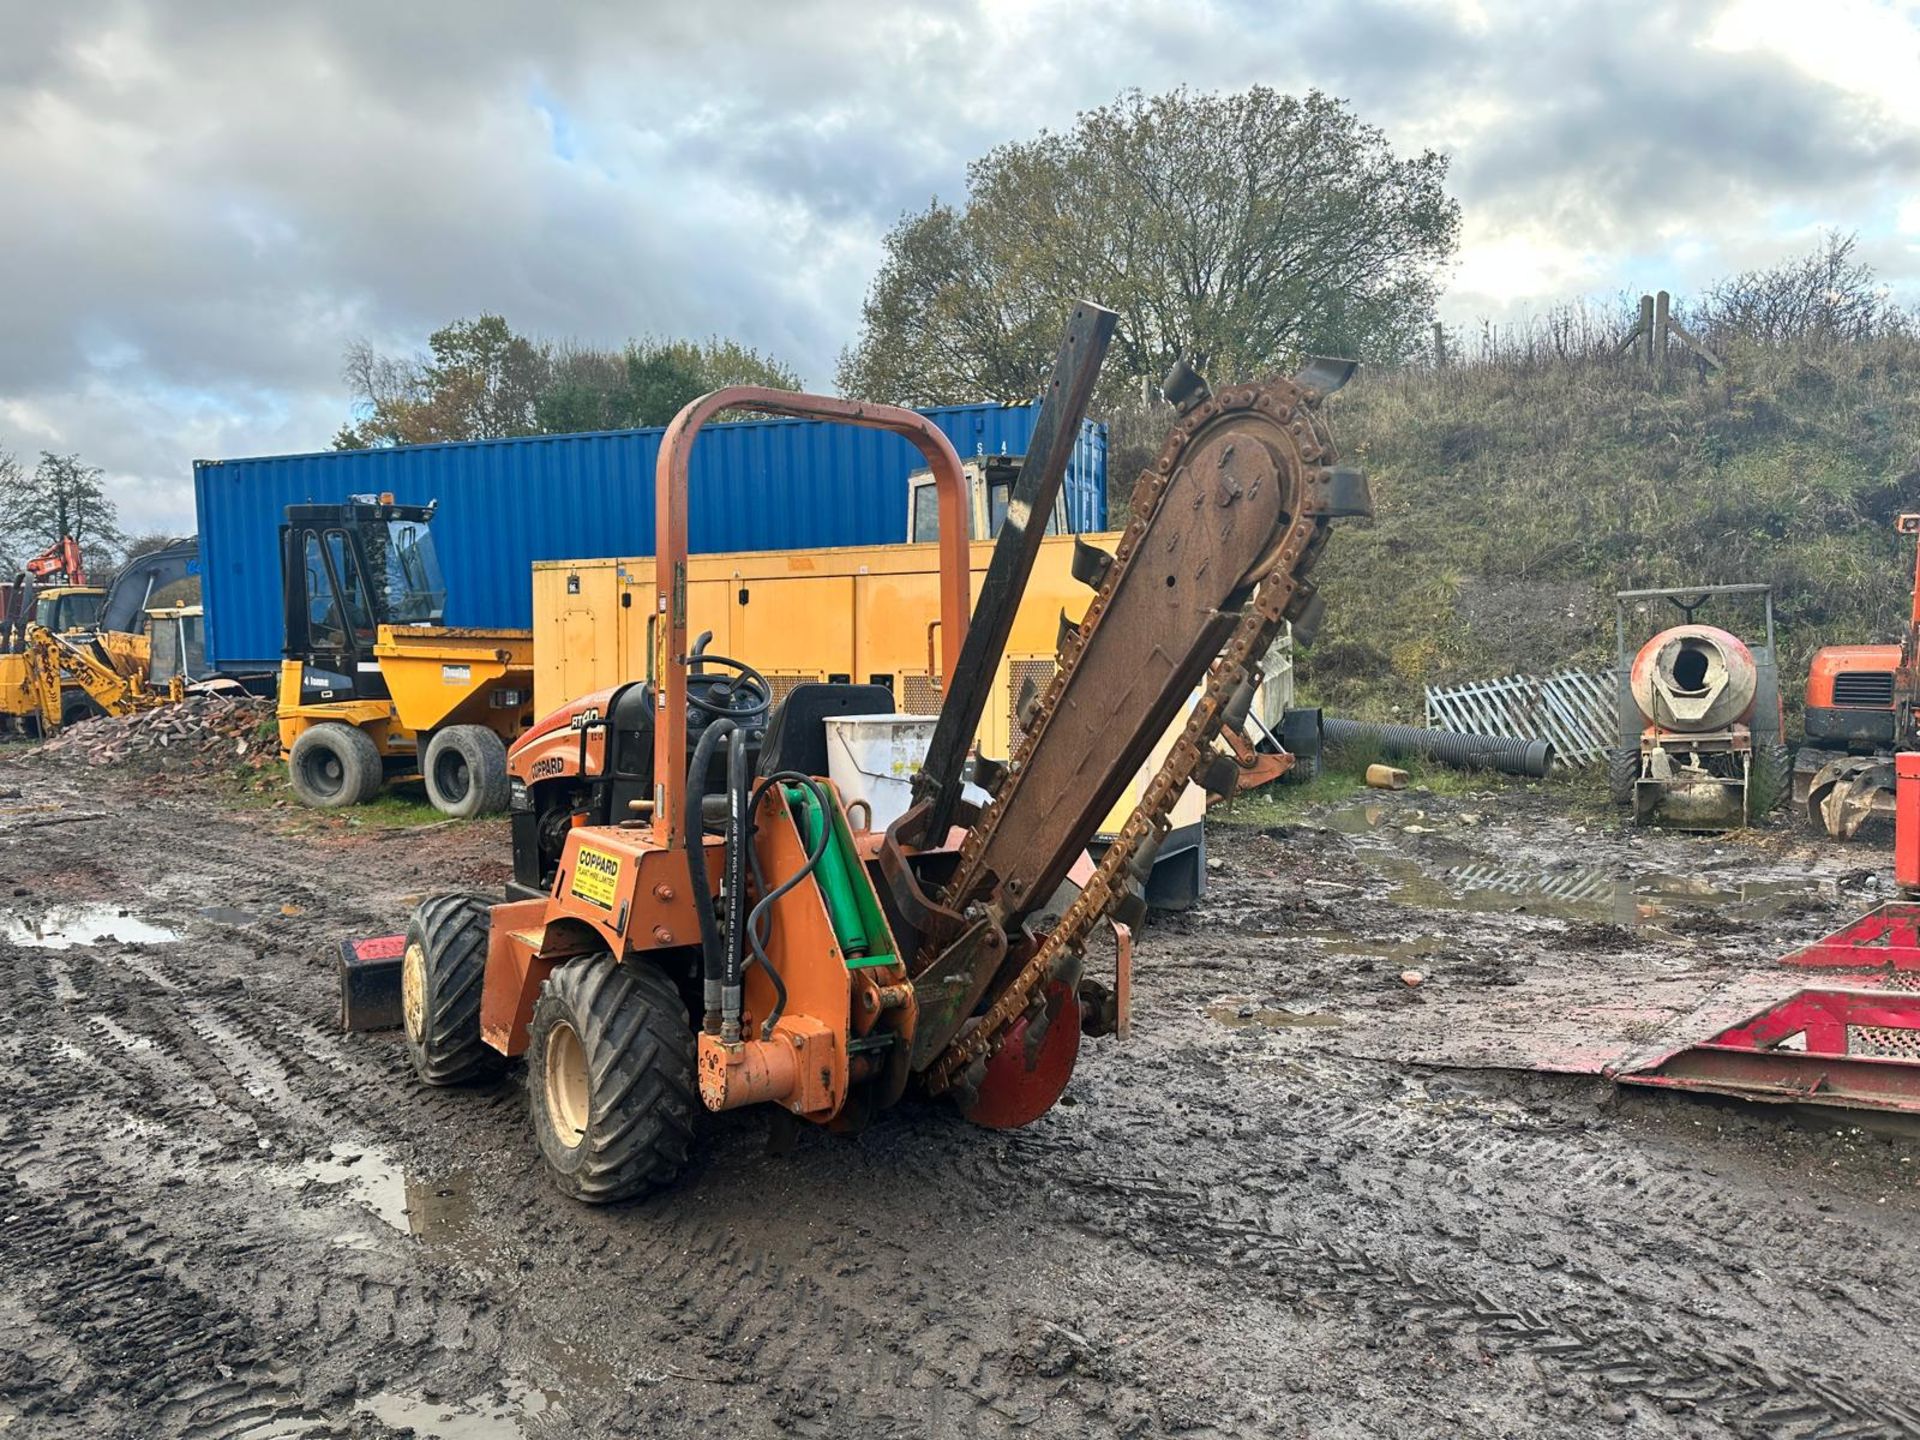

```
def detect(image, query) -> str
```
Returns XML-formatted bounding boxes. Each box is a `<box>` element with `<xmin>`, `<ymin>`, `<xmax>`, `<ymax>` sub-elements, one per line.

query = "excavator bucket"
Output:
<box><xmin>1807</xmin><ymin>755</ymin><xmax>1897</xmax><ymax>840</ymax></box>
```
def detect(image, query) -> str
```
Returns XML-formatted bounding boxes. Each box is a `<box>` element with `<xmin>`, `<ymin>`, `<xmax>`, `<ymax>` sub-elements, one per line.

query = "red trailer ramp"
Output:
<box><xmin>1614</xmin><ymin>903</ymin><xmax>1920</xmax><ymax>1113</ymax></box>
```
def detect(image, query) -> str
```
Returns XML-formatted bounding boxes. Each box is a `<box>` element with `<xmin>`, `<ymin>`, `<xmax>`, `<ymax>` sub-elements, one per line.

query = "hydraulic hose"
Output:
<box><xmin>1323</xmin><ymin>717</ymin><xmax>1554</xmax><ymax>778</ymax></box>
<box><xmin>685</xmin><ymin>717</ymin><xmax>736</xmax><ymax>1034</ymax></box>
<box><xmin>743</xmin><ymin>771</ymin><xmax>834</xmax><ymax>1041</ymax></box>
<box><xmin>742</xmin><ymin>828</ymin><xmax>790</xmax><ymax>1043</ymax></box>
<box><xmin>721</xmin><ymin>728</ymin><xmax>751</xmax><ymax>1041</ymax></box>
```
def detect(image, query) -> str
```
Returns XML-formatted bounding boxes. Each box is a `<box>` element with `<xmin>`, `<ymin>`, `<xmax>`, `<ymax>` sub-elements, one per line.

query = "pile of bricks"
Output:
<box><xmin>31</xmin><ymin>694</ymin><xmax>276</xmax><ymax>772</ymax></box>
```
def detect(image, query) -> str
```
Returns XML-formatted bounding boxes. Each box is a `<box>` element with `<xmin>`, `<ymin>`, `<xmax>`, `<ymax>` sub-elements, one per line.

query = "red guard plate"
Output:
<box><xmin>962</xmin><ymin>980</ymin><xmax>1081</xmax><ymax>1129</ymax></box>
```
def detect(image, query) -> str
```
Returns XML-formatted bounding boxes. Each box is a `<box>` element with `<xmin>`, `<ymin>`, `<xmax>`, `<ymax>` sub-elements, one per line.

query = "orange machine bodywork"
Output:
<box><xmin>696</xmin><ymin>782</ymin><xmax>916</xmax><ymax>1125</ymax></box>
<box><xmin>1898</xmin><ymin>753</ymin><xmax>1920</xmax><ymax>892</ymax></box>
<box><xmin>477</xmin><ymin>387</ymin><xmax>969</xmax><ymax>1128</ymax></box>
<box><xmin>1805</xmin><ymin>514</ymin><xmax>1920</xmax><ymax>744</ymax></box>
<box><xmin>1807</xmin><ymin>645</ymin><xmax>1901</xmax><ymax>711</ymax></box>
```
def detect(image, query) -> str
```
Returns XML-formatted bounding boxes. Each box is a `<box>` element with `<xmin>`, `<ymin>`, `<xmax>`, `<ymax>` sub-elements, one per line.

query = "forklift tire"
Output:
<box><xmin>527</xmin><ymin>956</ymin><xmax>698</xmax><ymax>1205</ymax></box>
<box><xmin>288</xmin><ymin>722</ymin><xmax>383</xmax><ymax>808</ymax></box>
<box><xmin>403</xmin><ymin>893</ymin><xmax>509</xmax><ymax>1085</ymax></box>
<box><xmin>424</xmin><ymin>725</ymin><xmax>511</xmax><ymax>819</ymax></box>
<box><xmin>1607</xmin><ymin>745</ymin><xmax>1640</xmax><ymax>808</ymax></box>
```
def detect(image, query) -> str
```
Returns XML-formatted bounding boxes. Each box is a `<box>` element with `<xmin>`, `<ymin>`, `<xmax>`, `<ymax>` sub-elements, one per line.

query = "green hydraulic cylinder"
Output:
<box><xmin>784</xmin><ymin>784</ymin><xmax>871</xmax><ymax>959</ymax></box>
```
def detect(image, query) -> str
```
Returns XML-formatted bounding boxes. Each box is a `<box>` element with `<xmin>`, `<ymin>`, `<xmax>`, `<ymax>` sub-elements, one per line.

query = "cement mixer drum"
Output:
<box><xmin>1630</xmin><ymin>624</ymin><xmax>1758</xmax><ymax>733</ymax></box>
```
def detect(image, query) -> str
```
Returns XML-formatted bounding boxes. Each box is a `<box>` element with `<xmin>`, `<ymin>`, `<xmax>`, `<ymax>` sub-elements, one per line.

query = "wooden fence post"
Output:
<box><xmin>1654</xmin><ymin>291</ymin><xmax>1672</xmax><ymax>377</ymax></box>
<box><xmin>1432</xmin><ymin>320</ymin><xmax>1447</xmax><ymax>369</ymax></box>
<box><xmin>1638</xmin><ymin>294</ymin><xmax>1655</xmax><ymax>370</ymax></box>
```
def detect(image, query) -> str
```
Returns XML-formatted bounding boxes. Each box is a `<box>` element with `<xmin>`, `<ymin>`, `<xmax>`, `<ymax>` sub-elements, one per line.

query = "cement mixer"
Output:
<box><xmin>1609</xmin><ymin>584</ymin><xmax>1788</xmax><ymax>829</ymax></box>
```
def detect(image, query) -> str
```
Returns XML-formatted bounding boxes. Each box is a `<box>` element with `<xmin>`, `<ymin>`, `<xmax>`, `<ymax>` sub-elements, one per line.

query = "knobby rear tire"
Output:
<box><xmin>526</xmin><ymin>955</ymin><xmax>698</xmax><ymax>1205</ymax></box>
<box><xmin>1607</xmin><ymin>744</ymin><xmax>1639</xmax><ymax>808</ymax></box>
<box><xmin>423</xmin><ymin>725</ymin><xmax>511</xmax><ymax>818</ymax></box>
<box><xmin>403</xmin><ymin>893</ymin><xmax>509</xmax><ymax>1086</ymax></box>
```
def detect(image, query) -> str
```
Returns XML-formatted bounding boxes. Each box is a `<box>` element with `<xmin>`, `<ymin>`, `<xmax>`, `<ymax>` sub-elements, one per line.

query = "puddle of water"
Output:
<box><xmin>290</xmin><ymin>1142</ymin><xmax>477</xmax><ymax>1242</ymax></box>
<box><xmin>1291</xmin><ymin>927</ymin><xmax>1438</xmax><ymax>964</ymax></box>
<box><xmin>1</xmin><ymin>903</ymin><xmax>178</xmax><ymax>949</ymax></box>
<box><xmin>197</xmin><ymin>904</ymin><xmax>264</xmax><ymax>926</ymax></box>
<box><xmin>1210</xmin><ymin>998</ymin><xmax>1344</xmax><ymax>1030</ymax></box>
<box><xmin>355</xmin><ymin>1379</ymin><xmax>557</xmax><ymax>1440</ymax></box>
<box><xmin>298</xmin><ymin>1144</ymin><xmax>414</xmax><ymax>1231</ymax></box>
<box><xmin>1323</xmin><ymin>804</ymin><xmax>1388</xmax><ymax>834</ymax></box>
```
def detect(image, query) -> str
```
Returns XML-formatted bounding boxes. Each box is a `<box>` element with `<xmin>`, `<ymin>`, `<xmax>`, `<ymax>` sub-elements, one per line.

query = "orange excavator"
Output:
<box><xmin>1798</xmin><ymin>515</ymin><xmax>1920</xmax><ymax>838</ymax></box>
<box><xmin>2</xmin><ymin>536</ymin><xmax>94</xmax><ymax>649</ymax></box>
<box><xmin>349</xmin><ymin>305</ymin><xmax>1370</xmax><ymax>1203</ymax></box>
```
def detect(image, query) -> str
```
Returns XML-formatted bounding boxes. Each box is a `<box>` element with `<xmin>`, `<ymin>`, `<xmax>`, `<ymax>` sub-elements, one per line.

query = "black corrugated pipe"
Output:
<box><xmin>1323</xmin><ymin>717</ymin><xmax>1554</xmax><ymax>778</ymax></box>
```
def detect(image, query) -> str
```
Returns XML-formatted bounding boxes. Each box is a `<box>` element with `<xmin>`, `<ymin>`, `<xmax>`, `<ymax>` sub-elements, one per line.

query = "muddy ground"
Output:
<box><xmin>1</xmin><ymin>754</ymin><xmax>1917</xmax><ymax>1440</ymax></box>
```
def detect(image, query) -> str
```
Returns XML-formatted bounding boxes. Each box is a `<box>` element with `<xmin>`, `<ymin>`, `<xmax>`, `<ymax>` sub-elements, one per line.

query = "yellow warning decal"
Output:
<box><xmin>571</xmin><ymin>846</ymin><xmax>621</xmax><ymax>910</ymax></box>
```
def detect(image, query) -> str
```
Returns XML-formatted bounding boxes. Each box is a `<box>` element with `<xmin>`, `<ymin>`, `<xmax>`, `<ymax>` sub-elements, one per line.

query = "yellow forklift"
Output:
<box><xmin>278</xmin><ymin>496</ymin><xmax>534</xmax><ymax>817</ymax></box>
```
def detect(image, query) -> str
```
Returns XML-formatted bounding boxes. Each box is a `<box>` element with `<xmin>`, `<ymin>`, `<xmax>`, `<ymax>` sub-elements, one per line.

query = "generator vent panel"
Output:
<box><xmin>1833</xmin><ymin>671</ymin><xmax>1896</xmax><ymax>707</ymax></box>
<box><xmin>900</xmin><ymin>673</ymin><xmax>944</xmax><ymax>717</ymax></box>
<box><xmin>1008</xmin><ymin>658</ymin><xmax>1058</xmax><ymax>751</ymax></box>
<box><xmin>763</xmin><ymin>671</ymin><xmax>823</xmax><ymax>706</ymax></box>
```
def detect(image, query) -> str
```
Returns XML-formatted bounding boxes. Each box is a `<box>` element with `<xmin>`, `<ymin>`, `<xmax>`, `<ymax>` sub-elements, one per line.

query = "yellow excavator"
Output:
<box><xmin>0</xmin><ymin>536</ymin><xmax>207</xmax><ymax>737</ymax></box>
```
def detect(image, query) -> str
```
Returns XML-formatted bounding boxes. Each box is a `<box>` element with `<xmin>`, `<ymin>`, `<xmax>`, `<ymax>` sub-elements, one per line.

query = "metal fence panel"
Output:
<box><xmin>1424</xmin><ymin>669</ymin><xmax>1614</xmax><ymax>767</ymax></box>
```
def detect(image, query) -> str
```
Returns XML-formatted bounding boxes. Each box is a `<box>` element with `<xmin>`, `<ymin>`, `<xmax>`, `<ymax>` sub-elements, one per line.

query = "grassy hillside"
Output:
<box><xmin>1294</xmin><ymin>338</ymin><xmax>1920</xmax><ymax>723</ymax></box>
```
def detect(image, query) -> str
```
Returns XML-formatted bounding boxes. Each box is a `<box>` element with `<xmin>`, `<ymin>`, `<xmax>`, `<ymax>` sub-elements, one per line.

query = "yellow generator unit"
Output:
<box><xmin>532</xmin><ymin>534</ymin><xmax>1296</xmax><ymax>907</ymax></box>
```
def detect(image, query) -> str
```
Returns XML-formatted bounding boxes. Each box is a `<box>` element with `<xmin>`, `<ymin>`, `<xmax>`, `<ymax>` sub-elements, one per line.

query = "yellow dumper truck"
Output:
<box><xmin>277</xmin><ymin>497</ymin><xmax>534</xmax><ymax>817</ymax></box>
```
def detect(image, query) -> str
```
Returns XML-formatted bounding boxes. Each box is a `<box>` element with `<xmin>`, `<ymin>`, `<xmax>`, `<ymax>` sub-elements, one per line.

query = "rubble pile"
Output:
<box><xmin>31</xmin><ymin>695</ymin><xmax>277</xmax><ymax>773</ymax></box>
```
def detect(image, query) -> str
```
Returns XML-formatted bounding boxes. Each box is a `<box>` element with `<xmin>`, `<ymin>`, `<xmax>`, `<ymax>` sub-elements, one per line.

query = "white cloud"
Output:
<box><xmin>1707</xmin><ymin>0</ymin><xmax>1920</xmax><ymax>124</ymax></box>
<box><xmin>0</xmin><ymin>0</ymin><xmax>1917</xmax><ymax>539</ymax></box>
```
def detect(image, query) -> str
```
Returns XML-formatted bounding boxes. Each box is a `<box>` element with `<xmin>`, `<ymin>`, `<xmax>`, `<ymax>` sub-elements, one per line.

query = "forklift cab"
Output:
<box><xmin>280</xmin><ymin>495</ymin><xmax>446</xmax><ymax>703</ymax></box>
<box><xmin>907</xmin><ymin>455</ymin><xmax>1068</xmax><ymax>543</ymax></box>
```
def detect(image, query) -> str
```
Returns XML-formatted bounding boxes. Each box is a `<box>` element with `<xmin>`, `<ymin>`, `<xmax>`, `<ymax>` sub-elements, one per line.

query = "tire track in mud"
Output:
<box><xmin>8</xmin><ymin>932</ymin><xmax>1112</xmax><ymax>1438</ymax></box>
<box><xmin>1</xmin><ymin>869</ymin><xmax>551</xmax><ymax>1432</ymax></box>
<box><xmin>1245</xmin><ymin>1044</ymin><xmax>1917</xmax><ymax>1336</ymax></box>
<box><xmin>0</xmin><ymin>1154</ymin><xmax>346</xmax><ymax>1440</ymax></box>
<box><xmin>459</xmin><ymin>1150</ymin><xmax>1122</xmax><ymax>1438</ymax></box>
<box><xmin>1001</xmin><ymin>1114</ymin><xmax>1920</xmax><ymax>1439</ymax></box>
<box><xmin>44</xmin><ymin>880</ymin><xmax>1124</xmax><ymax>1438</ymax></box>
<box><xmin>1133</xmin><ymin>965</ymin><xmax>1920</xmax><ymax>1347</ymax></box>
<box><xmin>12</xmin><ymin>764</ymin><xmax>1919</xmax><ymax>1437</ymax></box>
<box><xmin>8</xmin><ymin>781</ymin><xmax>1088</xmax><ymax>1434</ymax></box>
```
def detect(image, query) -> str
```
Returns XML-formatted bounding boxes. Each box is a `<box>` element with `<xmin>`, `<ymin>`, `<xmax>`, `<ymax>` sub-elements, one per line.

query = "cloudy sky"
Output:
<box><xmin>3</xmin><ymin>0</ymin><xmax>1918</xmax><ymax>537</ymax></box>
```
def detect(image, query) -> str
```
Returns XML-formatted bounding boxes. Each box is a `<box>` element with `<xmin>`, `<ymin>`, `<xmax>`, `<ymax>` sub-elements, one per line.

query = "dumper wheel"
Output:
<box><xmin>527</xmin><ymin>956</ymin><xmax>697</xmax><ymax>1205</ymax></box>
<box><xmin>1607</xmin><ymin>744</ymin><xmax>1640</xmax><ymax>807</ymax></box>
<box><xmin>288</xmin><ymin>722</ymin><xmax>383</xmax><ymax>807</ymax></box>
<box><xmin>1749</xmin><ymin>743</ymin><xmax>1791</xmax><ymax>817</ymax></box>
<box><xmin>424</xmin><ymin>725</ymin><xmax>511</xmax><ymax>819</ymax></box>
<box><xmin>403</xmin><ymin>893</ymin><xmax>509</xmax><ymax>1086</ymax></box>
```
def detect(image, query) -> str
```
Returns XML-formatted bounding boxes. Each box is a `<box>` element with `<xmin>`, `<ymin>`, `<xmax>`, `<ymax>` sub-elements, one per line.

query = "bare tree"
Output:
<box><xmin>0</xmin><ymin>451</ymin><xmax>124</xmax><ymax>568</ymax></box>
<box><xmin>1688</xmin><ymin>232</ymin><xmax>1904</xmax><ymax>349</ymax></box>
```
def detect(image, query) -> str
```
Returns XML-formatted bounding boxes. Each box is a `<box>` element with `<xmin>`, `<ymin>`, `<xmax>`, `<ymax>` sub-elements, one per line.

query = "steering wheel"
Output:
<box><xmin>685</xmin><ymin>652</ymin><xmax>772</xmax><ymax>720</ymax></box>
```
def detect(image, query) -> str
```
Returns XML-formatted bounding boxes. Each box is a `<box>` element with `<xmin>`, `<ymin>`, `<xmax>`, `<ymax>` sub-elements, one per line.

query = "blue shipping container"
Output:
<box><xmin>194</xmin><ymin>403</ymin><xmax>1107</xmax><ymax>672</ymax></box>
